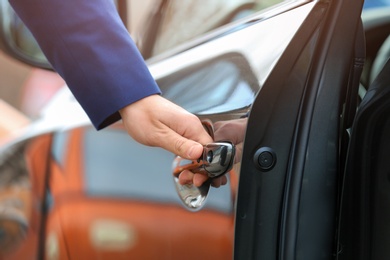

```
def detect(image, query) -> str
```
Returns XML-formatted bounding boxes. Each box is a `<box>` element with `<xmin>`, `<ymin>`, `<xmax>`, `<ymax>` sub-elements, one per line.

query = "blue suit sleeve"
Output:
<box><xmin>9</xmin><ymin>0</ymin><xmax>161</xmax><ymax>129</ymax></box>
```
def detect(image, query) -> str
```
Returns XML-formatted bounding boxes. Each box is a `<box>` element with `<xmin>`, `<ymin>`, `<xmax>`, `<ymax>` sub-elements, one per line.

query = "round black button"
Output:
<box><xmin>258</xmin><ymin>151</ymin><xmax>273</xmax><ymax>168</ymax></box>
<box><xmin>254</xmin><ymin>147</ymin><xmax>276</xmax><ymax>171</ymax></box>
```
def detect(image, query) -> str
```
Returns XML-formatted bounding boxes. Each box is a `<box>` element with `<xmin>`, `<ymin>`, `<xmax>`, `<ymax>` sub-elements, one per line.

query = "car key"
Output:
<box><xmin>172</xmin><ymin>141</ymin><xmax>235</xmax><ymax>179</ymax></box>
<box><xmin>172</xmin><ymin>141</ymin><xmax>235</xmax><ymax>211</ymax></box>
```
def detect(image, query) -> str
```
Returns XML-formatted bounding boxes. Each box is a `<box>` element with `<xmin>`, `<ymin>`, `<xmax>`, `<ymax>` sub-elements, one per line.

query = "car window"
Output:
<box><xmin>136</xmin><ymin>0</ymin><xmax>288</xmax><ymax>58</ymax></box>
<box><xmin>158</xmin><ymin>52</ymin><xmax>259</xmax><ymax>115</ymax></box>
<box><xmin>2</xmin><ymin>0</ymin><xmax>288</xmax><ymax>66</ymax></box>
<box><xmin>51</xmin><ymin>127</ymin><xmax>234</xmax><ymax>213</ymax></box>
<box><xmin>153</xmin><ymin>0</ymin><xmax>265</xmax><ymax>54</ymax></box>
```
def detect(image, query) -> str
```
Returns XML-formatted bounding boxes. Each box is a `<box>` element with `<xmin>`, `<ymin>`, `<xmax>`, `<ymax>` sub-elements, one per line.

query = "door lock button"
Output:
<box><xmin>254</xmin><ymin>147</ymin><xmax>276</xmax><ymax>171</ymax></box>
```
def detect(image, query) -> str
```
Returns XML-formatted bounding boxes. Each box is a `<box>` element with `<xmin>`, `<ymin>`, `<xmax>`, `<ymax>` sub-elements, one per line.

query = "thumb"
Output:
<box><xmin>161</xmin><ymin>129</ymin><xmax>207</xmax><ymax>160</ymax></box>
<box><xmin>119</xmin><ymin>95</ymin><xmax>213</xmax><ymax>158</ymax></box>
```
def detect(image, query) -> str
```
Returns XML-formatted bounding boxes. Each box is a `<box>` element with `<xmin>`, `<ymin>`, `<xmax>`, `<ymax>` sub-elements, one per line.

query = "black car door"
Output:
<box><xmin>337</xmin><ymin>32</ymin><xmax>390</xmax><ymax>260</ymax></box>
<box><xmin>234</xmin><ymin>0</ymin><xmax>365</xmax><ymax>259</ymax></box>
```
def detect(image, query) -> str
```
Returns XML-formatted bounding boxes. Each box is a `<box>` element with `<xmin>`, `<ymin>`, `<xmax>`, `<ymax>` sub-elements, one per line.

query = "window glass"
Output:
<box><xmin>158</xmin><ymin>53</ymin><xmax>259</xmax><ymax>115</ymax></box>
<box><xmin>82</xmin><ymin>127</ymin><xmax>233</xmax><ymax>213</ymax></box>
<box><xmin>147</xmin><ymin>0</ymin><xmax>287</xmax><ymax>57</ymax></box>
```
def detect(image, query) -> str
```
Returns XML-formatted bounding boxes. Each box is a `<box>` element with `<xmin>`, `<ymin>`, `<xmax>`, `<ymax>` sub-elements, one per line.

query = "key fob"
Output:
<box><xmin>173</xmin><ymin>141</ymin><xmax>235</xmax><ymax>178</ymax></box>
<box><xmin>198</xmin><ymin>141</ymin><xmax>235</xmax><ymax>178</ymax></box>
<box><xmin>172</xmin><ymin>141</ymin><xmax>235</xmax><ymax>211</ymax></box>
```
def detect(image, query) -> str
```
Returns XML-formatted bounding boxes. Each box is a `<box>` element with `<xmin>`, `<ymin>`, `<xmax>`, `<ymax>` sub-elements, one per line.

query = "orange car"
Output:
<box><xmin>1</xmin><ymin>122</ymin><xmax>237</xmax><ymax>259</ymax></box>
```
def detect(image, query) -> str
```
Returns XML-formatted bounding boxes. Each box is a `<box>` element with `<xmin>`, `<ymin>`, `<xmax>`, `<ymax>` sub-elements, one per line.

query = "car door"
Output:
<box><xmin>337</xmin><ymin>3</ymin><xmax>390</xmax><ymax>258</ymax></box>
<box><xmin>338</xmin><ymin>49</ymin><xmax>390</xmax><ymax>260</ymax></box>
<box><xmin>234</xmin><ymin>0</ymin><xmax>365</xmax><ymax>259</ymax></box>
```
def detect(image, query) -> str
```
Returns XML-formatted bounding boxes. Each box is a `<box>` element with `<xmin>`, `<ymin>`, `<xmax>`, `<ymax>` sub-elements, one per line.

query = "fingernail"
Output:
<box><xmin>187</xmin><ymin>145</ymin><xmax>195</xmax><ymax>158</ymax></box>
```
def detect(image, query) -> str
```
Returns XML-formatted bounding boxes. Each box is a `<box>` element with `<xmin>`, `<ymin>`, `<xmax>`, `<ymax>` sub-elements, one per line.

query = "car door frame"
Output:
<box><xmin>234</xmin><ymin>0</ymin><xmax>365</xmax><ymax>259</ymax></box>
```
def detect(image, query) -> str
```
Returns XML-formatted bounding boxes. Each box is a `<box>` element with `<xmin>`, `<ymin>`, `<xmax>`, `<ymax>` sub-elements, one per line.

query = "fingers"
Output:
<box><xmin>155</xmin><ymin>125</ymin><xmax>206</xmax><ymax>160</ymax></box>
<box><xmin>233</xmin><ymin>142</ymin><xmax>243</xmax><ymax>164</ymax></box>
<box><xmin>210</xmin><ymin>176</ymin><xmax>227</xmax><ymax>188</ymax></box>
<box><xmin>178</xmin><ymin>170</ymin><xmax>227</xmax><ymax>188</ymax></box>
<box><xmin>178</xmin><ymin>170</ymin><xmax>194</xmax><ymax>185</ymax></box>
<box><xmin>119</xmin><ymin>95</ymin><xmax>233</xmax><ymax>189</ymax></box>
<box><xmin>193</xmin><ymin>173</ymin><xmax>209</xmax><ymax>187</ymax></box>
<box><xmin>119</xmin><ymin>95</ymin><xmax>213</xmax><ymax>160</ymax></box>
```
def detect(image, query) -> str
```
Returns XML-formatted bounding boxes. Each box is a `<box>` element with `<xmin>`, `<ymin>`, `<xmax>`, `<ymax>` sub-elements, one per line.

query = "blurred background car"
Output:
<box><xmin>0</xmin><ymin>0</ymin><xmax>390</xmax><ymax>259</ymax></box>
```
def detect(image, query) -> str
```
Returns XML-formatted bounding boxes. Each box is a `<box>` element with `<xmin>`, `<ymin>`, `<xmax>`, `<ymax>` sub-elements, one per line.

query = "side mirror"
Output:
<box><xmin>0</xmin><ymin>0</ymin><xmax>51</xmax><ymax>69</ymax></box>
<box><xmin>0</xmin><ymin>0</ymin><xmax>128</xmax><ymax>70</ymax></box>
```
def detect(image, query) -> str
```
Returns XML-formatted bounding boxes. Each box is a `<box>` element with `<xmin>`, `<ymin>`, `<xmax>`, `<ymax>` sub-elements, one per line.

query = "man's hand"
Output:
<box><xmin>120</xmin><ymin>95</ymin><xmax>227</xmax><ymax>187</ymax></box>
<box><xmin>178</xmin><ymin>169</ymin><xmax>228</xmax><ymax>188</ymax></box>
<box><xmin>119</xmin><ymin>94</ymin><xmax>213</xmax><ymax>160</ymax></box>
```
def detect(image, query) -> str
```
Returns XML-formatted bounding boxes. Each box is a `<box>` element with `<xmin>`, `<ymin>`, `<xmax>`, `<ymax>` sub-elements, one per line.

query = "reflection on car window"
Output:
<box><xmin>158</xmin><ymin>53</ymin><xmax>259</xmax><ymax>115</ymax></box>
<box><xmin>10</xmin><ymin>14</ymin><xmax>46</xmax><ymax>62</ymax></box>
<box><xmin>81</xmin><ymin>127</ymin><xmax>233</xmax><ymax>213</ymax></box>
<box><xmin>5</xmin><ymin>0</ymin><xmax>122</xmax><ymax>65</ymax></box>
<box><xmin>149</xmin><ymin>0</ymin><xmax>287</xmax><ymax>56</ymax></box>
